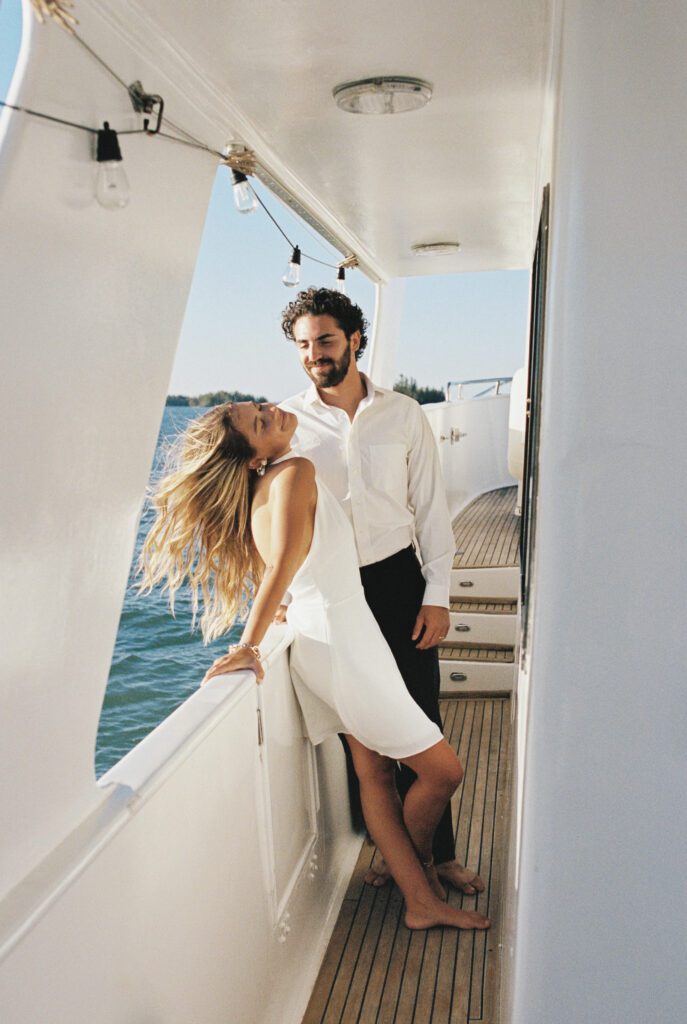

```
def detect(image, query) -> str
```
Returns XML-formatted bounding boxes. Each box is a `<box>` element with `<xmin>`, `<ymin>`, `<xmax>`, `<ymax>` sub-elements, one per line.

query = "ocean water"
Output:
<box><xmin>95</xmin><ymin>406</ymin><xmax>243</xmax><ymax>778</ymax></box>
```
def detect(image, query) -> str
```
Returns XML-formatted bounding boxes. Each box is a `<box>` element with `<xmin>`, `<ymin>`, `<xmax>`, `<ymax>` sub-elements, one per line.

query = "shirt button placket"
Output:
<box><xmin>348</xmin><ymin>421</ymin><xmax>370</xmax><ymax>563</ymax></box>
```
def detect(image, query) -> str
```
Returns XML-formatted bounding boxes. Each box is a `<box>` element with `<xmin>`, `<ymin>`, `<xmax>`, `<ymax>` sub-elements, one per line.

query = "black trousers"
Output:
<box><xmin>350</xmin><ymin>545</ymin><xmax>456</xmax><ymax>865</ymax></box>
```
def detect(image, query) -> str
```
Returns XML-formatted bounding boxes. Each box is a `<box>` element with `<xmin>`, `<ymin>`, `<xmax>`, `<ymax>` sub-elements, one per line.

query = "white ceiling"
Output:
<box><xmin>139</xmin><ymin>0</ymin><xmax>552</xmax><ymax>280</ymax></box>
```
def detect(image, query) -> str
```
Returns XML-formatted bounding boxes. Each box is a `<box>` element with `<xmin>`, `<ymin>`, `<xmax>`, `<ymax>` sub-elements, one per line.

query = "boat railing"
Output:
<box><xmin>445</xmin><ymin>376</ymin><xmax>513</xmax><ymax>401</ymax></box>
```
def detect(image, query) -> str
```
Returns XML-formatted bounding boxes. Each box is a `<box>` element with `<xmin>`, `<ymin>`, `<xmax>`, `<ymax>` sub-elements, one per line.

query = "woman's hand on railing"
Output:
<box><xmin>202</xmin><ymin>646</ymin><xmax>265</xmax><ymax>685</ymax></box>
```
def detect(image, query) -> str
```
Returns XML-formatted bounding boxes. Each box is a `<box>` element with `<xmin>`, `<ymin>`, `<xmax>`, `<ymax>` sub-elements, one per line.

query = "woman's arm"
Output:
<box><xmin>203</xmin><ymin>458</ymin><xmax>316</xmax><ymax>683</ymax></box>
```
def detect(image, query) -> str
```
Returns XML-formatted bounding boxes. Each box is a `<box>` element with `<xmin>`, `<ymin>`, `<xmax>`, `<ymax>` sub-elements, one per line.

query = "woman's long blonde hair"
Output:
<box><xmin>138</xmin><ymin>404</ymin><xmax>263</xmax><ymax>642</ymax></box>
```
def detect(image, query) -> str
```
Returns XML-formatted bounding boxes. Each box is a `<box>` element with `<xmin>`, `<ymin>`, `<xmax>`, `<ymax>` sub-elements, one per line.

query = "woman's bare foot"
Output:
<box><xmin>405</xmin><ymin>898</ymin><xmax>490</xmax><ymax>931</ymax></box>
<box><xmin>435</xmin><ymin>860</ymin><xmax>485</xmax><ymax>895</ymax></box>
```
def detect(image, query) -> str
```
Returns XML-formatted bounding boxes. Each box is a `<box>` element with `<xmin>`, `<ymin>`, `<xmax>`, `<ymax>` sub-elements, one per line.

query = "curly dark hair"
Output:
<box><xmin>280</xmin><ymin>287</ymin><xmax>369</xmax><ymax>361</ymax></box>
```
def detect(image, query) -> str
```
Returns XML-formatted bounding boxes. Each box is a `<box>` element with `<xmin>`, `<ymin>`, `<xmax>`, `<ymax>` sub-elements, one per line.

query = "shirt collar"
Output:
<box><xmin>304</xmin><ymin>372</ymin><xmax>383</xmax><ymax>408</ymax></box>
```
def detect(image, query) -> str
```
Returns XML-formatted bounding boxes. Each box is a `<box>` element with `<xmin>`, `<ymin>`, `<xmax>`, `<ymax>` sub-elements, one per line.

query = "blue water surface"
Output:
<box><xmin>95</xmin><ymin>407</ymin><xmax>243</xmax><ymax>777</ymax></box>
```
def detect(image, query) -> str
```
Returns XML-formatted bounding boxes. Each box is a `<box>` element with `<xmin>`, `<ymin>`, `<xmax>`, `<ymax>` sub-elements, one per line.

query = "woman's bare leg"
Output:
<box><xmin>345</xmin><ymin>735</ymin><xmax>489</xmax><ymax>931</ymax></box>
<box><xmin>398</xmin><ymin>738</ymin><xmax>465</xmax><ymax>899</ymax></box>
<box><xmin>364</xmin><ymin>740</ymin><xmax>484</xmax><ymax>897</ymax></box>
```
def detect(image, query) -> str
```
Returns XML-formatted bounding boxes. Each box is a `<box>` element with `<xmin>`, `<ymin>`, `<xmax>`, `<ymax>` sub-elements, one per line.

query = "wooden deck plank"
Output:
<box><xmin>480</xmin><ymin>706</ymin><xmax>511</xmax><ymax>1024</ymax></box>
<box><xmin>465</xmin><ymin>701</ymin><xmax>500</xmax><ymax>1020</ymax></box>
<box><xmin>341</xmin><ymin>885</ymin><xmax>396</xmax><ymax>1021</ymax></box>
<box><xmin>438</xmin><ymin>646</ymin><xmax>514</xmax><ymax>664</ymax></box>
<box><xmin>373</xmin><ymin>893</ymin><xmax>412</xmax><ymax>1023</ymax></box>
<box><xmin>452</xmin><ymin>488</ymin><xmax>519</xmax><ymax>571</ymax></box>
<box><xmin>357</xmin><ymin>891</ymin><xmax>405</xmax><ymax>1023</ymax></box>
<box><xmin>394</xmin><ymin>930</ymin><xmax>428</xmax><ymax>1022</ymax></box>
<box><xmin>302</xmin><ymin>900</ymin><xmax>358</xmax><ymax>1024</ymax></box>
<box><xmin>302</xmin><ymin>698</ymin><xmax>512</xmax><ymax>1024</ymax></box>
<box><xmin>321</xmin><ymin>886</ymin><xmax>378</xmax><ymax>1023</ymax></box>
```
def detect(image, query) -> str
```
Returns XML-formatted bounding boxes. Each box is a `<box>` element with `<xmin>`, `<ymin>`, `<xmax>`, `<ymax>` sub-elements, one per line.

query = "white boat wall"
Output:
<box><xmin>1</xmin><ymin>3</ymin><xmax>686</xmax><ymax>1024</ymax></box>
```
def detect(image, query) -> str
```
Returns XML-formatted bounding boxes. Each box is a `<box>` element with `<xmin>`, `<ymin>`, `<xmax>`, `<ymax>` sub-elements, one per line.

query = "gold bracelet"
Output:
<box><xmin>227</xmin><ymin>642</ymin><xmax>262</xmax><ymax>662</ymax></box>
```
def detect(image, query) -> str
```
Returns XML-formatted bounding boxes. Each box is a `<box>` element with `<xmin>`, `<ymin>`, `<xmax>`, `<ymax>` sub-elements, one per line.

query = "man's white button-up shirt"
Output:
<box><xmin>280</xmin><ymin>375</ymin><xmax>455</xmax><ymax>608</ymax></box>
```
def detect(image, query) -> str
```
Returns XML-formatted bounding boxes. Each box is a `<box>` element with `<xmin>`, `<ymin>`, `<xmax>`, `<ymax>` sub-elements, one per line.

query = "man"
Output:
<box><xmin>279</xmin><ymin>287</ymin><xmax>483</xmax><ymax>896</ymax></box>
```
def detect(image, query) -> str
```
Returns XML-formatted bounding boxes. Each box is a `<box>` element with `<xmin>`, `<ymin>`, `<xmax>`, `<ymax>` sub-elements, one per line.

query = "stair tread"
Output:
<box><xmin>450</xmin><ymin>598</ymin><xmax>517</xmax><ymax>614</ymax></box>
<box><xmin>439</xmin><ymin>643</ymin><xmax>515</xmax><ymax>663</ymax></box>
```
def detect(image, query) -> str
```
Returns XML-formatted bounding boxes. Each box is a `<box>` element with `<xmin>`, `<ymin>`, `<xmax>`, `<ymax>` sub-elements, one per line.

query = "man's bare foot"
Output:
<box><xmin>363</xmin><ymin>858</ymin><xmax>391</xmax><ymax>888</ymax></box>
<box><xmin>424</xmin><ymin>861</ymin><xmax>447</xmax><ymax>900</ymax></box>
<box><xmin>405</xmin><ymin>898</ymin><xmax>490</xmax><ymax>931</ymax></box>
<box><xmin>435</xmin><ymin>860</ymin><xmax>485</xmax><ymax>895</ymax></box>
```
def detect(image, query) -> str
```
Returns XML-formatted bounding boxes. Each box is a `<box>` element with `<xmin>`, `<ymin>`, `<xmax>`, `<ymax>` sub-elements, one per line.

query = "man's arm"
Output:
<box><xmin>406</xmin><ymin>401</ymin><xmax>455</xmax><ymax>648</ymax></box>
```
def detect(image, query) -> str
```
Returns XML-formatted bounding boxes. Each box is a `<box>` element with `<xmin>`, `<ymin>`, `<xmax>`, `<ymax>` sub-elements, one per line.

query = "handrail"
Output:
<box><xmin>445</xmin><ymin>376</ymin><xmax>513</xmax><ymax>401</ymax></box>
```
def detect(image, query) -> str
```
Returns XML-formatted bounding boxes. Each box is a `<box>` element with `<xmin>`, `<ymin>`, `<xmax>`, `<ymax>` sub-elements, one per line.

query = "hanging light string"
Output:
<box><xmin>11</xmin><ymin>0</ymin><xmax>357</xmax><ymax>278</ymax></box>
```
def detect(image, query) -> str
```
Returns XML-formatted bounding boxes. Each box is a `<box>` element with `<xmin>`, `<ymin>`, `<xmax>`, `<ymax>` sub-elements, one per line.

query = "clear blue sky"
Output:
<box><xmin>1</xmin><ymin>0</ymin><xmax>530</xmax><ymax>401</ymax></box>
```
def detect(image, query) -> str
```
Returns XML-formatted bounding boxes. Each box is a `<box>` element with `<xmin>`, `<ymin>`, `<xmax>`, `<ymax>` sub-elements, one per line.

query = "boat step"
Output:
<box><xmin>450</xmin><ymin>597</ymin><xmax>517</xmax><ymax>614</ymax></box>
<box><xmin>439</xmin><ymin>642</ymin><xmax>516</xmax><ymax>695</ymax></box>
<box><xmin>451</xmin><ymin>565</ymin><xmax>519</xmax><ymax>599</ymax></box>
<box><xmin>449</xmin><ymin>597</ymin><xmax>517</xmax><ymax>645</ymax></box>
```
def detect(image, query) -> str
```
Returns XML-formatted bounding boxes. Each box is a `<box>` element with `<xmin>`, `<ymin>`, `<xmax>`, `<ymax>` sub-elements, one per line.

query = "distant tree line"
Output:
<box><xmin>392</xmin><ymin>376</ymin><xmax>446</xmax><ymax>404</ymax></box>
<box><xmin>167</xmin><ymin>390</ymin><xmax>267</xmax><ymax>407</ymax></box>
<box><xmin>167</xmin><ymin>378</ymin><xmax>444</xmax><ymax>407</ymax></box>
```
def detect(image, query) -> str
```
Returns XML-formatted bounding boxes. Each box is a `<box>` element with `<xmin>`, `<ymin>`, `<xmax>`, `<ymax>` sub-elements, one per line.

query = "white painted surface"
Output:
<box><xmin>508</xmin><ymin>367</ymin><xmax>527</xmax><ymax>479</ymax></box>
<box><xmin>114</xmin><ymin>0</ymin><xmax>552</xmax><ymax>279</ymax></box>
<box><xmin>0</xmin><ymin>2</ymin><xmax>224</xmax><ymax>899</ymax></box>
<box><xmin>368</xmin><ymin>278</ymin><xmax>407</xmax><ymax>388</ymax></box>
<box><xmin>424</xmin><ymin>395</ymin><xmax>515</xmax><ymax>518</ymax></box>
<box><xmin>511</xmin><ymin>2</ymin><xmax>687</xmax><ymax>1021</ymax></box>
<box><xmin>451</xmin><ymin>566</ymin><xmax>519</xmax><ymax>600</ymax></box>
<box><xmin>439</xmin><ymin>660</ymin><xmax>515</xmax><ymax>695</ymax></box>
<box><xmin>0</xmin><ymin>630</ymin><xmax>361</xmax><ymax>1023</ymax></box>
<box><xmin>448</xmin><ymin>610</ymin><xmax>517</xmax><ymax>646</ymax></box>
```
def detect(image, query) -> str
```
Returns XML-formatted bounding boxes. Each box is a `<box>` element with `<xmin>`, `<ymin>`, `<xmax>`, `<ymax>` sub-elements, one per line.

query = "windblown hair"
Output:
<box><xmin>138</xmin><ymin>404</ymin><xmax>262</xmax><ymax>643</ymax></box>
<box><xmin>281</xmin><ymin>287</ymin><xmax>369</xmax><ymax>360</ymax></box>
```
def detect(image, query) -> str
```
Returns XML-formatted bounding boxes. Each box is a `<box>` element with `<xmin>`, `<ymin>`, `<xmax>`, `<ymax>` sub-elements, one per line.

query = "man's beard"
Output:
<box><xmin>306</xmin><ymin>341</ymin><xmax>352</xmax><ymax>387</ymax></box>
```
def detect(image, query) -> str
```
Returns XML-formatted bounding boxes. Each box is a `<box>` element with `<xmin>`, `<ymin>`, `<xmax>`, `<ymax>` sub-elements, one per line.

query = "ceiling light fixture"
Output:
<box><xmin>333</xmin><ymin>77</ymin><xmax>432</xmax><ymax>115</ymax></box>
<box><xmin>411</xmin><ymin>242</ymin><xmax>462</xmax><ymax>256</ymax></box>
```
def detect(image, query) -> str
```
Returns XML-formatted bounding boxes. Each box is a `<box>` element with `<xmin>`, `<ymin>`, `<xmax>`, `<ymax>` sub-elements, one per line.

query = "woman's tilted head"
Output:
<box><xmin>138</xmin><ymin>399</ymin><xmax>295</xmax><ymax>643</ymax></box>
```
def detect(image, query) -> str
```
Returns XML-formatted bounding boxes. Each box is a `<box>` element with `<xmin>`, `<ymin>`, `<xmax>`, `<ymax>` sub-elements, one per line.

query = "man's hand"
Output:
<box><xmin>412</xmin><ymin>605</ymin><xmax>450</xmax><ymax>650</ymax></box>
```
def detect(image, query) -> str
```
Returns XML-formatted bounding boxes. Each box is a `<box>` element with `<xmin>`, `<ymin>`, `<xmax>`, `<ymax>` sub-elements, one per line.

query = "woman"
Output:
<box><xmin>140</xmin><ymin>401</ymin><xmax>489</xmax><ymax>932</ymax></box>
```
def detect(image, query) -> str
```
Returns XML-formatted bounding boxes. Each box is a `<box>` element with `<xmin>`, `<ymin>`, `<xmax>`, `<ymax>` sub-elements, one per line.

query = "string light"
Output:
<box><xmin>231</xmin><ymin>170</ymin><xmax>257</xmax><ymax>214</ymax></box>
<box><xmin>95</xmin><ymin>121</ymin><xmax>130</xmax><ymax>209</ymax></box>
<box><xmin>2</xmin><ymin>9</ymin><xmax>360</xmax><ymax>282</ymax></box>
<box><xmin>283</xmin><ymin>246</ymin><xmax>301</xmax><ymax>287</ymax></box>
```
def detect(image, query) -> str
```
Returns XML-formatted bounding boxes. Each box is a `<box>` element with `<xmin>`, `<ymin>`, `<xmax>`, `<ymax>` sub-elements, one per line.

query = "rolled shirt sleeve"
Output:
<box><xmin>406</xmin><ymin>402</ymin><xmax>455</xmax><ymax>608</ymax></box>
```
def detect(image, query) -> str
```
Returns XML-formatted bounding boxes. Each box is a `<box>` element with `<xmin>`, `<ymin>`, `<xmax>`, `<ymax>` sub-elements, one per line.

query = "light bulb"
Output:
<box><xmin>335</xmin><ymin>267</ymin><xmax>346</xmax><ymax>294</ymax></box>
<box><xmin>96</xmin><ymin>162</ymin><xmax>130</xmax><ymax>210</ymax></box>
<box><xmin>95</xmin><ymin>122</ymin><xmax>130</xmax><ymax>210</ymax></box>
<box><xmin>283</xmin><ymin>246</ymin><xmax>301</xmax><ymax>287</ymax></box>
<box><xmin>232</xmin><ymin>170</ymin><xmax>257</xmax><ymax>213</ymax></box>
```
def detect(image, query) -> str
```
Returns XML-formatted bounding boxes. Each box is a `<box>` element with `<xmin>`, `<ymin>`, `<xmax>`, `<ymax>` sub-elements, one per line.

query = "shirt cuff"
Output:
<box><xmin>421</xmin><ymin>583</ymin><xmax>450</xmax><ymax>609</ymax></box>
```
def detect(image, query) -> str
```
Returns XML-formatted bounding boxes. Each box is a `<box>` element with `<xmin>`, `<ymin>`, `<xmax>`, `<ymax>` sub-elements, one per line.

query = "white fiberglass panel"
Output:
<box><xmin>511</xmin><ymin>2</ymin><xmax>687</xmax><ymax>1022</ymax></box>
<box><xmin>0</xmin><ymin>3</ymin><xmax>218</xmax><ymax>897</ymax></box>
<box><xmin>260</xmin><ymin>650</ymin><xmax>318</xmax><ymax>916</ymax></box>
<box><xmin>423</xmin><ymin>396</ymin><xmax>513</xmax><ymax>518</ymax></box>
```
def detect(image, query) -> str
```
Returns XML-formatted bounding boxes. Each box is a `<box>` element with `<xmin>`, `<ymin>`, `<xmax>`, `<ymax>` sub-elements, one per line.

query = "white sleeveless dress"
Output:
<box><xmin>277</xmin><ymin>454</ymin><xmax>443</xmax><ymax>759</ymax></box>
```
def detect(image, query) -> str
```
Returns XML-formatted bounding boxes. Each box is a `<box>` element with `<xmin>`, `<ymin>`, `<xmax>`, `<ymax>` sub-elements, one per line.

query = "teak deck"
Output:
<box><xmin>452</xmin><ymin>488</ymin><xmax>519</xmax><ymax>570</ymax></box>
<box><xmin>302</xmin><ymin>696</ymin><xmax>512</xmax><ymax>1024</ymax></box>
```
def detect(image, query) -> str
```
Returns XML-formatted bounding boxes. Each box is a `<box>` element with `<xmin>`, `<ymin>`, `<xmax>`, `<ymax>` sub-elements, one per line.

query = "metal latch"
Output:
<box><xmin>439</xmin><ymin>427</ymin><xmax>468</xmax><ymax>444</ymax></box>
